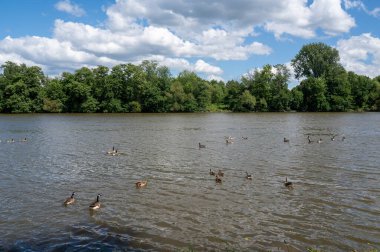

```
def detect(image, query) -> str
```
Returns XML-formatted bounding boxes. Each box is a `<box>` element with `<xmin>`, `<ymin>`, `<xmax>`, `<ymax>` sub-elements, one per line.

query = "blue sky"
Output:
<box><xmin>0</xmin><ymin>0</ymin><xmax>379</xmax><ymax>87</ymax></box>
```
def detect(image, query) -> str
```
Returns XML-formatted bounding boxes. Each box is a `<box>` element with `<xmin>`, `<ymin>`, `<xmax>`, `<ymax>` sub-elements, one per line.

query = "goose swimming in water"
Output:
<box><xmin>246</xmin><ymin>171</ymin><xmax>252</xmax><ymax>180</ymax></box>
<box><xmin>89</xmin><ymin>194</ymin><xmax>101</xmax><ymax>210</ymax></box>
<box><xmin>226</xmin><ymin>139</ymin><xmax>233</xmax><ymax>144</ymax></box>
<box><xmin>215</xmin><ymin>175</ymin><xmax>222</xmax><ymax>183</ymax></box>
<box><xmin>107</xmin><ymin>147</ymin><xmax>119</xmax><ymax>156</ymax></box>
<box><xmin>307</xmin><ymin>135</ymin><xmax>313</xmax><ymax>143</ymax></box>
<box><xmin>135</xmin><ymin>180</ymin><xmax>148</xmax><ymax>188</ymax></box>
<box><xmin>199</xmin><ymin>143</ymin><xmax>206</xmax><ymax>148</ymax></box>
<box><xmin>283</xmin><ymin>137</ymin><xmax>290</xmax><ymax>143</ymax></box>
<box><xmin>284</xmin><ymin>177</ymin><xmax>293</xmax><ymax>189</ymax></box>
<box><xmin>64</xmin><ymin>192</ymin><xmax>76</xmax><ymax>206</ymax></box>
<box><xmin>209</xmin><ymin>169</ymin><xmax>215</xmax><ymax>176</ymax></box>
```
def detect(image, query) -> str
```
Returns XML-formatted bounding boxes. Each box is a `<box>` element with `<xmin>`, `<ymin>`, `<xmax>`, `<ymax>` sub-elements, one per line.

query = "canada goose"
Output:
<box><xmin>199</xmin><ymin>143</ymin><xmax>206</xmax><ymax>148</ymax></box>
<box><xmin>318</xmin><ymin>138</ymin><xmax>322</xmax><ymax>144</ymax></box>
<box><xmin>284</xmin><ymin>177</ymin><xmax>293</xmax><ymax>189</ymax></box>
<box><xmin>283</xmin><ymin>137</ymin><xmax>290</xmax><ymax>143</ymax></box>
<box><xmin>226</xmin><ymin>139</ymin><xmax>233</xmax><ymax>144</ymax></box>
<box><xmin>107</xmin><ymin>146</ymin><xmax>117</xmax><ymax>155</ymax></box>
<box><xmin>218</xmin><ymin>170</ymin><xmax>224</xmax><ymax>177</ymax></box>
<box><xmin>342</xmin><ymin>136</ymin><xmax>346</xmax><ymax>141</ymax></box>
<box><xmin>64</xmin><ymin>192</ymin><xmax>75</xmax><ymax>206</ymax></box>
<box><xmin>135</xmin><ymin>180</ymin><xmax>148</xmax><ymax>188</ymax></box>
<box><xmin>246</xmin><ymin>171</ymin><xmax>252</xmax><ymax>180</ymax></box>
<box><xmin>89</xmin><ymin>194</ymin><xmax>101</xmax><ymax>210</ymax></box>
<box><xmin>307</xmin><ymin>136</ymin><xmax>313</xmax><ymax>143</ymax></box>
<box><xmin>209</xmin><ymin>169</ymin><xmax>215</xmax><ymax>176</ymax></box>
<box><xmin>215</xmin><ymin>175</ymin><xmax>222</xmax><ymax>183</ymax></box>
<box><xmin>107</xmin><ymin>149</ymin><xmax>120</xmax><ymax>156</ymax></box>
<box><xmin>242</xmin><ymin>136</ymin><xmax>248</xmax><ymax>140</ymax></box>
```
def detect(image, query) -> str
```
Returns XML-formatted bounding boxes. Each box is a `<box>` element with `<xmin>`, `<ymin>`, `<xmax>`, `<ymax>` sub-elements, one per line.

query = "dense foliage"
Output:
<box><xmin>0</xmin><ymin>43</ymin><xmax>379</xmax><ymax>113</ymax></box>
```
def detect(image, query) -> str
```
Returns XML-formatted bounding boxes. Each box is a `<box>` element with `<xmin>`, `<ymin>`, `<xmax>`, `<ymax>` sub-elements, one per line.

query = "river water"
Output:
<box><xmin>0</xmin><ymin>113</ymin><xmax>379</xmax><ymax>251</ymax></box>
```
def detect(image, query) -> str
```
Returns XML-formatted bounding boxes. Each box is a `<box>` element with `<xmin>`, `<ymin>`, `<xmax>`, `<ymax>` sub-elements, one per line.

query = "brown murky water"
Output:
<box><xmin>0</xmin><ymin>113</ymin><xmax>379</xmax><ymax>251</ymax></box>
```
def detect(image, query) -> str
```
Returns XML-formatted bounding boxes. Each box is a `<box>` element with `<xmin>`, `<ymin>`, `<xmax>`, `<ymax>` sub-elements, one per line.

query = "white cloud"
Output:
<box><xmin>343</xmin><ymin>0</ymin><xmax>380</xmax><ymax>18</ymax></box>
<box><xmin>369</xmin><ymin>8</ymin><xmax>380</xmax><ymax>18</ymax></box>
<box><xmin>207</xmin><ymin>75</ymin><xmax>225</xmax><ymax>82</ymax></box>
<box><xmin>343</xmin><ymin>0</ymin><xmax>366</xmax><ymax>10</ymax></box>
<box><xmin>194</xmin><ymin>60</ymin><xmax>223</xmax><ymax>75</ymax></box>
<box><xmin>337</xmin><ymin>33</ymin><xmax>380</xmax><ymax>78</ymax></box>
<box><xmin>55</xmin><ymin>0</ymin><xmax>85</xmax><ymax>17</ymax></box>
<box><xmin>121</xmin><ymin>55</ymin><xmax>223</xmax><ymax>78</ymax></box>
<box><xmin>310</xmin><ymin>0</ymin><xmax>355</xmax><ymax>36</ymax></box>
<box><xmin>266</xmin><ymin>0</ymin><xmax>355</xmax><ymax>38</ymax></box>
<box><xmin>0</xmin><ymin>0</ymin><xmax>360</xmax><ymax>79</ymax></box>
<box><xmin>0</xmin><ymin>35</ymin><xmax>120</xmax><ymax>74</ymax></box>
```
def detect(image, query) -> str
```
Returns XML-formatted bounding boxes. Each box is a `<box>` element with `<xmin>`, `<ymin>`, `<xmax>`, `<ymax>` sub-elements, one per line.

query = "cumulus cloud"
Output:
<box><xmin>55</xmin><ymin>0</ymin><xmax>85</xmax><ymax>17</ymax></box>
<box><xmin>0</xmin><ymin>35</ymin><xmax>120</xmax><ymax>74</ymax></box>
<box><xmin>337</xmin><ymin>33</ymin><xmax>380</xmax><ymax>78</ymax></box>
<box><xmin>0</xmin><ymin>0</ymin><xmax>359</xmax><ymax>79</ymax></box>
<box><xmin>105</xmin><ymin>0</ymin><xmax>355</xmax><ymax>40</ymax></box>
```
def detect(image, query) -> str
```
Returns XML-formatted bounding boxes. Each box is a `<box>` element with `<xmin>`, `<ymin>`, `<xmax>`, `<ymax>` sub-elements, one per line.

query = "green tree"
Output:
<box><xmin>269</xmin><ymin>64</ymin><xmax>290</xmax><ymax>111</ymax></box>
<box><xmin>92</xmin><ymin>65</ymin><xmax>110</xmax><ymax>109</ymax></box>
<box><xmin>225</xmin><ymin>80</ymin><xmax>243</xmax><ymax>112</ymax></box>
<box><xmin>167</xmin><ymin>81</ymin><xmax>186</xmax><ymax>112</ymax></box>
<box><xmin>325</xmin><ymin>66</ymin><xmax>351</xmax><ymax>111</ymax></box>
<box><xmin>291</xmin><ymin>42</ymin><xmax>340</xmax><ymax>79</ymax></box>
<box><xmin>209</xmin><ymin>80</ymin><xmax>226</xmax><ymax>104</ymax></box>
<box><xmin>242</xmin><ymin>65</ymin><xmax>273</xmax><ymax>111</ymax></box>
<box><xmin>373</xmin><ymin>77</ymin><xmax>380</xmax><ymax>111</ymax></box>
<box><xmin>140</xmin><ymin>60</ymin><xmax>171</xmax><ymax>112</ymax></box>
<box><xmin>289</xmin><ymin>88</ymin><xmax>303</xmax><ymax>111</ymax></box>
<box><xmin>239</xmin><ymin>90</ymin><xmax>256</xmax><ymax>111</ymax></box>
<box><xmin>3</xmin><ymin>81</ymin><xmax>32</xmax><ymax>113</ymax></box>
<box><xmin>175</xmin><ymin>71</ymin><xmax>209</xmax><ymax>111</ymax></box>
<box><xmin>298</xmin><ymin>77</ymin><xmax>330</xmax><ymax>111</ymax></box>
<box><xmin>42</xmin><ymin>79</ymin><xmax>66</xmax><ymax>112</ymax></box>
<box><xmin>348</xmin><ymin>72</ymin><xmax>376</xmax><ymax>111</ymax></box>
<box><xmin>60</xmin><ymin>72</ymin><xmax>95</xmax><ymax>112</ymax></box>
<box><xmin>0</xmin><ymin>62</ymin><xmax>45</xmax><ymax>112</ymax></box>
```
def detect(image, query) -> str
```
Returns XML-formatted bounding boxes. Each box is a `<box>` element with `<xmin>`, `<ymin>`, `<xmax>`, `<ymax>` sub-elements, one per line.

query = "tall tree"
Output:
<box><xmin>291</xmin><ymin>42</ymin><xmax>340</xmax><ymax>79</ymax></box>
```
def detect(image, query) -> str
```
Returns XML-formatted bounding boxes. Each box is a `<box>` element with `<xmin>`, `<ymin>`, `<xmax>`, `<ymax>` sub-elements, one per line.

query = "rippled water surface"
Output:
<box><xmin>0</xmin><ymin>113</ymin><xmax>379</xmax><ymax>251</ymax></box>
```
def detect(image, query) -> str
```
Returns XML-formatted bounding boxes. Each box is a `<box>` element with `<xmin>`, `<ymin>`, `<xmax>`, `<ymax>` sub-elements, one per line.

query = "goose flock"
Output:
<box><xmin>63</xmin><ymin>133</ymin><xmax>346</xmax><ymax>209</ymax></box>
<box><xmin>0</xmin><ymin>137</ymin><xmax>28</xmax><ymax>143</ymax></box>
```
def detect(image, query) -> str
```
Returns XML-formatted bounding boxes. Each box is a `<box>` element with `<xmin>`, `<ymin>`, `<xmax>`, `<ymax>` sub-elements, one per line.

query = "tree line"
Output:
<box><xmin>0</xmin><ymin>43</ymin><xmax>379</xmax><ymax>113</ymax></box>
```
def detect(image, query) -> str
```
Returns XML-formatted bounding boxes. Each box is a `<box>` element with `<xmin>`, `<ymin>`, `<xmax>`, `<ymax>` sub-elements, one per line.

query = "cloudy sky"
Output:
<box><xmin>0</xmin><ymin>0</ymin><xmax>379</xmax><ymax>86</ymax></box>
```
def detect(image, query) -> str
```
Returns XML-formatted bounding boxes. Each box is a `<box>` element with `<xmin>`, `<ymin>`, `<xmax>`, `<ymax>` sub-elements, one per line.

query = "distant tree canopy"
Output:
<box><xmin>0</xmin><ymin>43</ymin><xmax>379</xmax><ymax>113</ymax></box>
